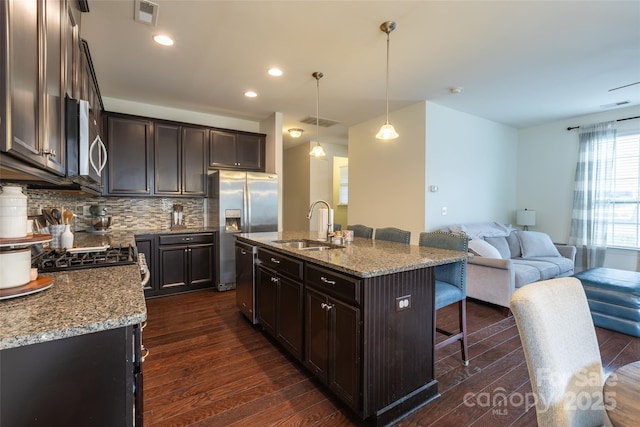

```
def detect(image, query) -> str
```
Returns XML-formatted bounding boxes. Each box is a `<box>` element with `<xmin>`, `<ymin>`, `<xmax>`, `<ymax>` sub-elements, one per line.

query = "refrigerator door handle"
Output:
<box><xmin>244</xmin><ymin>180</ymin><xmax>250</xmax><ymax>233</ymax></box>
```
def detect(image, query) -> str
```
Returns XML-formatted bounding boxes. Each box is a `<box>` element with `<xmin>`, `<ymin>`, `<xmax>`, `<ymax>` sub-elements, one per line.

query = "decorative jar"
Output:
<box><xmin>0</xmin><ymin>185</ymin><xmax>28</xmax><ymax>238</ymax></box>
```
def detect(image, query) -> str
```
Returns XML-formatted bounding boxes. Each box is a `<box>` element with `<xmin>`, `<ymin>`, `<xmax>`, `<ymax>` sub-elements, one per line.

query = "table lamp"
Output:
<box><xmin>517</xmin><ymin>209</ymin><xmax>536</xmax><ymax>231</ymax></box>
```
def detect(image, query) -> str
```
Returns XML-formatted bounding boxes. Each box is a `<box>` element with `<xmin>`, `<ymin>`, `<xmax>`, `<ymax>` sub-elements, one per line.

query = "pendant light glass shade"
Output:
<box><xmin>309</xmin><ymin>72</ymin><xmax>326</xmax><ymax>157</ymax></box>
<box><xmin>376</xmin><ymin>21</ymin><xmax>399</xmax><ymax>141</ymax></box>
<box><xmin>309</xmin><ymin>142</ymin><xmax>326</xmax><ymax>157</ymax></box>
<box><xmin>376</xmin><ymin>123</ymin><xmax>399</xmax><ymax>140</ymax></box>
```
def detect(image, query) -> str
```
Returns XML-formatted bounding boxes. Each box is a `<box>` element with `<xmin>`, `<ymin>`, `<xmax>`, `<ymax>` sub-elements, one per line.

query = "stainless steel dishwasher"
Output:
<box><xmin>235</xmin><ymin>240</ymin><xmax>258</xmax><ymax>324</ymax></box>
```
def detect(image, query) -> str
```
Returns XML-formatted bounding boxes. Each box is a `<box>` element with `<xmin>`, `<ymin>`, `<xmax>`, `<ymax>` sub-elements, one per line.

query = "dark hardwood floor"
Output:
<box><xmin>142</xmin><ymin>289</ymin><xmax>640</xmax><ymax>426</ymax></box>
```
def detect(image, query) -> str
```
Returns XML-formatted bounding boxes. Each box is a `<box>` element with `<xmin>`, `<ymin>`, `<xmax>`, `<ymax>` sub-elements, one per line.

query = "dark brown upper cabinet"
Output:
<box><xmin>105</xmin><ymin>114</ymin><xmax>154</xmax><ymax>196</ymax></box>
<box><xmin>210</xmin><ymin>130</ymin><xmax>265</xmax><ymax>171</ymax></box>
<box><xmin>1</xmin><ymin>0</ymin><xmax>66</xmax><ymax>175</ymax></box>
<box><xmin>43</xmin><ymin>0</ymin><xmax>65</xmax><ymax>175</ymax></box>
<box><xmin>154</xmin><ymin>123</ymin><xmax>207</xmax><ymax>197</ymax></box>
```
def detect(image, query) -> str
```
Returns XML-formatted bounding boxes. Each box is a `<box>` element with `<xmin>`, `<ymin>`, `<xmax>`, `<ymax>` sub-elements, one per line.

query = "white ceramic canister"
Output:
<box><xmin>60</xmin><ymin>224</ymin><xmax>74</xmax><ymax>249</ymax></box>
<box><xmin>0</xmin><ymin>185</ymin><xmax>28</xmax><ymax>238</ymax></box>
<box><xmin>0</xmin><ymin>247</ymin><xmax>32</xmax><ymax>288</ymax></box>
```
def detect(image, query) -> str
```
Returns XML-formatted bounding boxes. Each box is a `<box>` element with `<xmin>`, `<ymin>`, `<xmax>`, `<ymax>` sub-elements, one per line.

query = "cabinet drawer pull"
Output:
<box><xmin>240</xmin><ymin>249</ymin><xmax>247</xmax><ymax>255</ymax></box>
<box><xmin>321</xmin><ymin>302</ymin><xmax>334</xmax><ymax>311</ymax></box>
<box><xmin>270</xmin><ymin>257</ymin><xmax>281</xmax><ymax>264</ymax></box>
<box><xmin>320</xmin><ymin>276</ymin><xmax>336</xmax><ymax>285</ymax></box>
<box><xmin>40</xmin><ymin>148</ymin><xmax>56</xmax><ymax>157</ymax></box>
<box><xmin>141</xmin><ymin>346</ymin><xmax>150</xmax><ymax>363</ymax></box>
<box><xmin>270</xmin><ymin>277</ymin><xmax>279</xmax><ymax>283</ymax></box>
<box><xmin>183</xmin><ymin>237</ymin><xmax>193</xmax><ymax>241</ymax></box>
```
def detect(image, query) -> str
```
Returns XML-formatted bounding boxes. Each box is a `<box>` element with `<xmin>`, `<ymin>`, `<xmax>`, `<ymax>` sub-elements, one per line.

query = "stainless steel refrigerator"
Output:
<box><xmin>206</xmin><ymin>170</ymin><xmax>278</xmax><ymax>292</ymax></box>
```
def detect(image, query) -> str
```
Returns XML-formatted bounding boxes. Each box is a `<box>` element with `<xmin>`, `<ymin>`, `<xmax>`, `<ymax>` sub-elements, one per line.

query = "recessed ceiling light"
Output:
<box><xmin>244</xmin><ymin>91</ymin><xmax>258</xmax><ymax>98</ymax></box>
<box><xmin>153</xmin><ymin>34</ymin><xmax>174</xmax><ymax>46</ymax></box>
<box><xmin>268</xmin><ymin>68</ymin><xmax>283</xmax><ymax>77</ymax></box>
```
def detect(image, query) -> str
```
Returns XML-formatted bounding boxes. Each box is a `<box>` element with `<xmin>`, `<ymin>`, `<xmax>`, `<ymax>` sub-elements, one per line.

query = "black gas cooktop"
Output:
<box><xmin>32</xmin><ymin>244</ymin><xmax>137</xmax><ymax>272</ymax></box>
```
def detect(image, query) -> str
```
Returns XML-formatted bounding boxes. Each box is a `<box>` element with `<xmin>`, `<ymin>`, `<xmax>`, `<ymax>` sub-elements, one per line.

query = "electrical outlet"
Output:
<box><xmin>83</xmin><ymin>206</ymin><xmax>91</xmax><ymax>217</ymax></box>
<box><xmin>441</xmin><ymin>206</ymin><xmax>448</xmax><ymax>216</ymax></box>
<box><xmin>395</xmin><ymin>295</ymin><xmax>411</xmax><ymax>312</ymax></box>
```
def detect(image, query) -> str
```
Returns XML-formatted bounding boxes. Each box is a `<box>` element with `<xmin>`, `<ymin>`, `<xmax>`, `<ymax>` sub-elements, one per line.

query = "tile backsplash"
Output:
<box><xmin>25</xmin><ymin>188</ymin><xmax>204</xmax><ymax>232</ymax></box>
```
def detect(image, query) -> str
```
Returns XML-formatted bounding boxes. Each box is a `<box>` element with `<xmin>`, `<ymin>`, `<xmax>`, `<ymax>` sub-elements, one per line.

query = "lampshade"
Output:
<box><xmin>376</xmin><ymin>123</ymin><xmax>399</xmax><ymax>140</ymax></box>
<box><xmin>309</xmin><ymin>142</ymin><xmax>326</xmax><ymax>157</ymax></box>
<box><xmin>516</xmin><ymin>209</ymin><xmax>536</xmax><ymax>230</ymax></box>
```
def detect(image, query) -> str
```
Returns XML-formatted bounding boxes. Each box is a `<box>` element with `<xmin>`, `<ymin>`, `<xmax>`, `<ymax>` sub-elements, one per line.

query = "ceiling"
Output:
<box><xmin>80</xmin><ymin>1</ymin><xmax>640</xmax><ymax>149</ymax></box>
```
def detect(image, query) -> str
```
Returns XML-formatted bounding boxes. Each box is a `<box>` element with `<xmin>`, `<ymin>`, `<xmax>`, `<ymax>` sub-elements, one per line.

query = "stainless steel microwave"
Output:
<box><xmin>65</xmin><ymin>97</ymin><xmax>107</xmax><ymax>187</ymax></box>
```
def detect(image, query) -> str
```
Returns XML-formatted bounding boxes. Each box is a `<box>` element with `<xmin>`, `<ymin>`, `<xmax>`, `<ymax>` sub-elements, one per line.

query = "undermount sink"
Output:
<box><xmin>273</xmin><ymin>239</ymin><xmax>344</xmax><ymax>251</ymax></box>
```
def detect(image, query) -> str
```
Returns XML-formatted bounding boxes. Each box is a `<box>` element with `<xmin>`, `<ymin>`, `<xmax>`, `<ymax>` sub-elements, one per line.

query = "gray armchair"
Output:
<box><xmin>346</xmin><ymin>224</ymin><xmax>373</xmax><ymax>239</ymax></box>
<box><xmin>375</xmin><ymin>227</ymin><xmax>411</xmax><ymax>244</ymax></box>
<box><xmin>419</xmin><ymin>231</ymin><xmax>469</xmax><ymax>365</ymax></box>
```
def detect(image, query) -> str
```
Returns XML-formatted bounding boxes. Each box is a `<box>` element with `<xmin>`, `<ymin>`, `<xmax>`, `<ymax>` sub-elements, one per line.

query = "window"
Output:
<box><xmin>607</xmin><ymin>130</ymin><xmax>640</xmax><ymax>248</ymax></box>
<box><xmin>338</xmin><ymin>165</ymin><xmax>348</xmax><ymax>205</ymax></box>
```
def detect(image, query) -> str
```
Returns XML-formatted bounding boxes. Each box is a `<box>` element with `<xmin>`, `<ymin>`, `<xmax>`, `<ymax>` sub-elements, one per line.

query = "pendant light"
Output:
<box><xmin>309</xmin><ymin>71</ymin><xmax>327</xmax><ymax>157</ymax></box>
<box><xmin>376</xmin><ymin>21</ymin><xmax>399</xmax><ymax>140</ymax></box>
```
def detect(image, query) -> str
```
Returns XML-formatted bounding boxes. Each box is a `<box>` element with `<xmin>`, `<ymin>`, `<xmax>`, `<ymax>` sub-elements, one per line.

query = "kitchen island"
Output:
<box><xmin>0</xmin><ymin>265</ymin><xmax>146</xmax><ymax>426</ymax></box>
<box><xmin>236</xmin><ymin>231</ymin><xmax>467</xmax><ymax>426</ymax></box>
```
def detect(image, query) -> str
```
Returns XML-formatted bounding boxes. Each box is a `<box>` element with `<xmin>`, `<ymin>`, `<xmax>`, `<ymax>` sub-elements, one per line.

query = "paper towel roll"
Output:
<box><xmin>317</xmin><ymin>208</ymin><xmax>334</xmax><ymax>239</ymax></box>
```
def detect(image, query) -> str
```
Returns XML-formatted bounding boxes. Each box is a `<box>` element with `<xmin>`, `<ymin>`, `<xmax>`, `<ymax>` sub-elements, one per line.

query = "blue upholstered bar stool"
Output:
<box><xmin>419</xmin><ymin>231</ymin><xmax>469</xmax><ymax>365</ymax></box>
<box><xmin>346</xmin><ymin>224</ymin><xmax>374</xmax><ymax>239</ymax></box>
<box><xmin>374</xmin><ymin>227</ymin><xmax>411</xmax><ymax>244</ymax></box>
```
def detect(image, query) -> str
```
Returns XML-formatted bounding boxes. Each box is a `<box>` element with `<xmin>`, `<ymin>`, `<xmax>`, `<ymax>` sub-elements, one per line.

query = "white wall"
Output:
<box><xmin>309</xmin><ymin>142</ymin><xmax>348</xmax><ymax>231</ymax></box>
<box><xmin>348</xmin><ymin>101</ymin><xmax>517</xmax><ymax>243</ymax></box>
<box><xmin>425</xmin><ymin>103</ymin><xmax>518</xmax><ymax>231</ymax></box>
<box><xmin>260</xmin><ymin>113</ymin><xmax>283</xmax><ymax>230</ymax></box>
<box><xmin>518</xmin><ymin>104</ymin><xmax>640</xmax><ymax>270</ymax></box>
<box><xmin>282</xmin><ymin>144</ymin><xmax>310</xmax><ymax>232</ymax></box>
<box><xmin>349</xmin><ymin>102</ymin><xmax>427</xmax><ymax>244</ymax></box>
<box><xmin>333</xmin><ymin>156</ymin><xmax>349</xmax><ymax>229</ymax></box>
<box><xmin>283</xmin><ymin>142</ymin><xmax>347</xmax><ymax>232</ymax></box>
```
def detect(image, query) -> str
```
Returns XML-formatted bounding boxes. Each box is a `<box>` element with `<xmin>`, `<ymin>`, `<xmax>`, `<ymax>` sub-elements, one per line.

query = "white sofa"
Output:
<box><xmin>443</xmin><ymin>223</ymin><xmax>577</xmax><ymax>313</ymax></box>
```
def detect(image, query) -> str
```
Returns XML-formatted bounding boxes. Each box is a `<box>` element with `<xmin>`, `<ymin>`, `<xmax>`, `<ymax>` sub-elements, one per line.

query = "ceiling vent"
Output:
<box><xmin>134</xmin><ymin>0</ymin><xmax>159</xmax><ymax>26</ymax></box>
<box><xmin>300</xmin><ymin>115</ymin><xmax>340</xmax><ymax>128</ymax></box>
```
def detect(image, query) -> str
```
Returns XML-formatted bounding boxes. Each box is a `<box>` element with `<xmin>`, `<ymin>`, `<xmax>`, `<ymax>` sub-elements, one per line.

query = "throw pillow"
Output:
<box><xmin>506</xmin><ymin>231</ymin><xmax>522</xmax><ymax>258</ymax></box>
<box><xmin>484</xmin><ymin>236</ymin><xmax>511</xmax><ymax>259</ymax></box>
<box><xmin>518</xmin><ymin>231</ymin><xmax>561</xmax><ymax>258</ymax></box>
<box><xmin>468</xmin><ymin>239</ymin><xmax>503</xmax><ymax>259</ymax></box>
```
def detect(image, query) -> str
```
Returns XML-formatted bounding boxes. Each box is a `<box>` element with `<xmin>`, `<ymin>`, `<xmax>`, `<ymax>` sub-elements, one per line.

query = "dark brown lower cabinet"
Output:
<box><xmin>139</xmin><ymin>232</ymin><xmax>215</xmax><ymax>297</ymax></box>
<box><xmin>248</xmin><ymin>243</ymin><xmax>439</xmax><ymax>426</ymax></box>
<box><xmin>305</xmin><ymin>286</ymin><xmax>361</xmax><ymax>411</ymax></box>
<box><xmin>159</xmin><ymin>242</ymin><xmax>214</xmax><ymax>290</ymax></box>
<box><xmin>256</xmin><ymin>264</ymin><xmax>303</xmax><ymax>359</ymax></box>
<box><xmin>0</xmin><ymin>325</ymin><xmax>141</xmax><ymax>427</ymax></box>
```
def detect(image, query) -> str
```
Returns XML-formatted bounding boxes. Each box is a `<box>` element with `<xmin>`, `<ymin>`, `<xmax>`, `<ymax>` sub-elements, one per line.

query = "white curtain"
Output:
<box><xmin>569</xmin><ymin>121</ymin><xmax>616</xmax><ymax>271</ymax></box>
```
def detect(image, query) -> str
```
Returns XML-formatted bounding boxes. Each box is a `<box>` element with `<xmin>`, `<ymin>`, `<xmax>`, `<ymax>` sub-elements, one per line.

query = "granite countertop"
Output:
<box><xmin>236</xmin><ymin>231</ymin><xmax>467</xmax><ymax>278</ymax></box>
<box><xmin>0</xmin><ymin>228</ymin><xmax>217</xmax><ymax>351</ymax></box>
<box><xmin>0</xmin><ymin>265</ymin><xmax>147</xmax><ymax>350</ymax></box>
<box><xmin>72</xmin><ymin>227</ymin><xmax>217</xmax><ymax>248</ymax></box>
<box><xmin>129</xmin><ymin>227</ymin><xmax>217</xmax><ymax>236</ymax></box>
